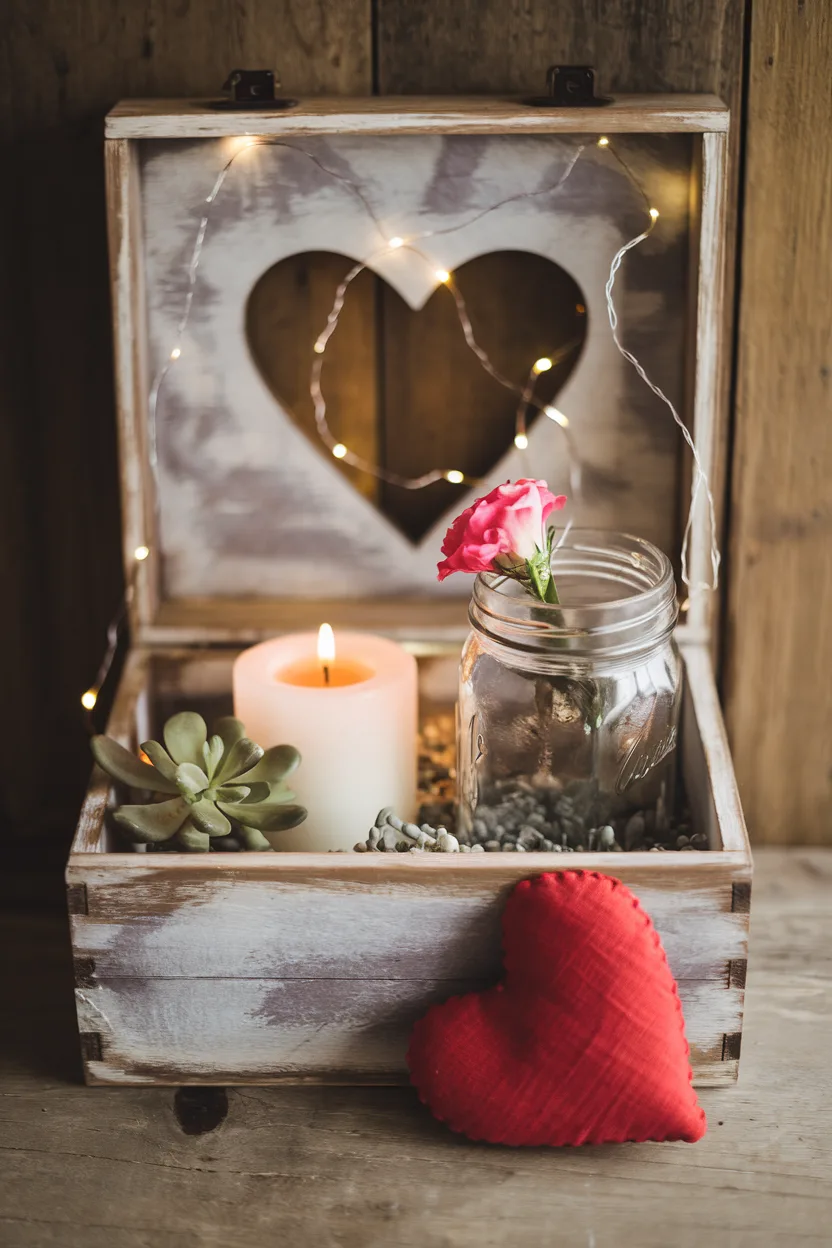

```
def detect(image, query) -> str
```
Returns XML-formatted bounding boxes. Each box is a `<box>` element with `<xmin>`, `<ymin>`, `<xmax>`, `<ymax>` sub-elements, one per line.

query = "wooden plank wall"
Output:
<box><xmin>724</xmin><ymin>1</ymin><xmax>832</xmax><ymax>845</ymax></box>
<box><xmin>2</xmin><ymin>0</ymin><xmax>829</xmax><ymax>865</ymax></box>
<box><xmin>0</xmin><ymin>2</ymin><xmax>372</xmax><ymax>899</ymax></box>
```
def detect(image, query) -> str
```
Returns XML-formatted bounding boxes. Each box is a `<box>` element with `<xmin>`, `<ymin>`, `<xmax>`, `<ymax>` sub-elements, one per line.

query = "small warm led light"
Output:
<box><xmin>81</xmin><ymin>690</ymin><xmax>98</xmax><ymax>711</ymax></box>
<box><xmin>544</xmin><ymin>405</ymin><xmax>570</xmax><ymax>428</ymax></box>
<box><xmin>533</xmin><ymin>357</ymin><xmax>553</xmax><ymax>375</ymax></box>
<box><xmin>649</xmin><ymin>207</ymin><xmax>660</xmax><ymax>221</ymax></box>
<box><xmin>388</xmin><ymin>236</ymin><xmax>404</xmax><ymax>249</ymax></box>
<box><xmin>332</xmin><ymin>443</ymin><xmax>348</xmax><ymax>459</ymax></box>
<box><xmin>597</xmin><ymin>136</ymin><xmax>610</xmax><ymax>148</ymax></box>
<box><xmin>313</xmin><ymin>341</ymin><xmax>326</xmax><ymax>354</ymax></box>
<box><xmin>680</xmin><ymin>596</ymin><xmax>691</xmax><ymax>613</ymax></box>
<box><xmin>445</xmin><ymin>469</ymin><xmax>465</xmax><ymax>484</ymax></box>
<box><xmin>134</xmin><ymin>545</ymin><xmax>150</xmax><ymax>562</ymax></box>
<box><xmin>435</xmin><ymin>269</ymin><xmax>451</xmax><ymax>284</ymax></box>
<box><xmin>170</xmin><ymin>347</ymin><xmax>181</xmax><ymax>360</ymax></box>
<box><xmin>514</xmin><ymin>432</ymin><xmax>529</xmax><ymax>450</ymax></box>
<box><xmin>231</xmin><ymin>136</ymin><xmax>257</xmax><ymax>153</ymax></box>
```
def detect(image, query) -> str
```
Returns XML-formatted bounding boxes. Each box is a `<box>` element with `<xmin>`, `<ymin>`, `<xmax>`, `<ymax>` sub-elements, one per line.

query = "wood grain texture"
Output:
<box><xmin>377</xmin><ymin>0</ymin><xmax>744</xmax><ymax>650</ymax></box>
<box><xmin>74</xmin><ymin>977</ymin><xmax>744</xmax><ymax>1087</ymax></box>
<box><xmin>123</xmin><ymin>125</ymin><xmax>695</xmax><ymax>614</ymax></box>
<box><xmin>247</xmin><ymin>253</ymin><xmax>381</xmax><ymax>506</ymax></box>
<box><xmin>724</xmin><ymin>2</ymin><xmax>832</xmax><ymax>844</ymax></box>
<box><xmin>66</xmin><ymin>641</ymin><xmax>750</xmax><ymax>1087</ymax></box>
<box><xmin>2</xmin><ymin>848</ymin><xmax>829</xmax><ymax>1247</ymax></box>
<box><xmin>105</xmin><ymin>95</ymin><xmax>730</xmax><ymax>137</ymax></box>
<box><xmin>0</xmin><ymin>0</ymin><xmax>371</xmax><ymax>856</ymax></box>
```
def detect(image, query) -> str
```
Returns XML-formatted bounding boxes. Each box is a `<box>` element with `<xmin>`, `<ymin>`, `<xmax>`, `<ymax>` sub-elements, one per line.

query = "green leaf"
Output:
<box><xmin>113</xmin><ymin>797</ymin><xmax>190</xmax><ymax>843</ymax></box>
<box><xmin>215</xmin><ymin>737</ymin><xmax>264</xmax><ymax>785</ymax></box>
<box><xmin>236</xmin><ymin>744</ymin><xmax>301</xmax><ymax>784</ymax></box>
<box><xmin>215</xmin><ymin>784</ymin><xmax>251</xmax><ymax>803</ymax></box>
<box><xmin>264</xmin><ymin>783</ymin><xmax>296</xmax><ymax>804</ymax></box>
<box><xmin>189</xmin><ymin>798</ymin><xmax>232</xmax><ymax>838</ymax></box>
<box><xmin>202</xmin><ymin>735</ymin><xmax>225</xmax><ymax>782</ymax></box>
<box><xmin>225</xmin><ymin>781</ymin><xmax>270</xmax><ymax>804</ymax></box>
<box><xmin>140</xmin><ymin>740</ymin><xmax>179</xmax><ymax>783</ymax></box>
<box><xmin>163</xmin><ymin>712</ymin><xmax>208</xmax><ymax>766</ymax></box>
<box><xmin>543</xmin><ymin>575</ymin><xmax>560</xmax><ymax>605</ymax></box>
<box><xmin>236</xmin><ymin>825</ymin><xmax>274</xmax><ymax>851</ymax></box>
<box><xmin>217</xmin><ymin>800</ymin><xmax>307</xmax><ymax>832</ymax></box>
<box><xmin>91</xmin><ymin>736</ymin><xmax>179</xmax><ymax>795</ymax></box>
<box><xmin>262</xmin><ymin>805</ymin><xmax>309</xmax><ymax>834</ymax></box>
<box><xmin>176</xmin><ymin>821</ymin><xmax>211</xmax><ymax>852</ymax></box>
<box><xmin>175</xmin><ymin>763</ymin><xmax>209</xmax><ymax>804</ymax></box>
<box><xmin>214</xmin><ymin>716</ymin><xmax>247</xmax><ymax>753</ymax></box>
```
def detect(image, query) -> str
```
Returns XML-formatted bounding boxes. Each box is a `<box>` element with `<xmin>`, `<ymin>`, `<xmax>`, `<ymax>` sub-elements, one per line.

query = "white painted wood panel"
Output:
<box><xmin>105</xmin><ymin>96</ymin><xmax>730</xmax><ymax>140</ymax></box>
<box><xmin>72</xmin><ymin>874</ymin><xmax>747</xmax><ymax>982</ymax></box>
<box><xmin>75</xmin><ymin>976</ymin><xmax>743</xmax><ymax>1087</ymax></box>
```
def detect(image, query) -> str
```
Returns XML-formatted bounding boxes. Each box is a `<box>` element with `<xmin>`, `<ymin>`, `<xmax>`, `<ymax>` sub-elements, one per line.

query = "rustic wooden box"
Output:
<box><xmin>68</xmin><ymin>95</ymin><xmax>751</xmax><ymax>1087</ymax></box>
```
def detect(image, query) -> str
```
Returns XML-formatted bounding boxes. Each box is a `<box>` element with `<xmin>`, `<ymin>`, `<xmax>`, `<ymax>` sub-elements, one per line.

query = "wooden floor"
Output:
<box><xmin>2</xmin><ymin>848</ymin><xmax>830</xmax><ymax>1247</ymax></box>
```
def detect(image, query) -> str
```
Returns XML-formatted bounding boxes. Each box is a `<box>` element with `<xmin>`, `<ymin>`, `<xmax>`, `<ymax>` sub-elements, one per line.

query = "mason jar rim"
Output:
<box><xmin>469</xmin><ymin>529</ymin><xmax>678</xmax><ymax>672</ymax></box>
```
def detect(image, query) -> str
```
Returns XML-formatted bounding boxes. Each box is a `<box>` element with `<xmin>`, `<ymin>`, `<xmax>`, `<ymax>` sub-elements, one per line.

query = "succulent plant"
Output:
<box><xmin>91</xmin><ymin>712</ymin><xmax>307</xmax><ymax>852</ymax></box>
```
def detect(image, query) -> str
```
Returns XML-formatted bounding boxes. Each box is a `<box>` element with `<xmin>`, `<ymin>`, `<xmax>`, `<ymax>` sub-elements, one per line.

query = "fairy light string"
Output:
<box><xmin>82</xmin><ymin>130</ymin><xmax>720</xmax><ymax>715</ymax></box>
<box><xmin>80</xmin><ymin>545</ymin><xmax>149</xmax><ymax>720</ymax></box>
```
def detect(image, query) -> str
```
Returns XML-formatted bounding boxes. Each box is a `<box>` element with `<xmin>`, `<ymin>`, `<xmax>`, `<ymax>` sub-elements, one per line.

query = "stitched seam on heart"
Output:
<box><xmin>407</xmin><ymin>869</ymin><xmax>706</xmax><ymax>1146</ymax></box>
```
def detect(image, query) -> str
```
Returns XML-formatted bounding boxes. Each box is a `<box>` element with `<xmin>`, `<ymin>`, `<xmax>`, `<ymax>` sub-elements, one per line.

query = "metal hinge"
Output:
<box><xmin>74</xmin><ymin>957</ymin><xmax>97</xmax><ymax>988</ymax></box>
<box><xmin>79</xmin><ymin>1032</ymin><xmax>103</xmax><ymax>1063</ymax></box>
<box><xmin>66</xmin><ymin>882</ymin><xmax>89</xmax><ymax>916</ymax></box>
<box><xmin>727</xmin><ymin>959</ymin><xmax>747</xmax><ymax>990</ymax></box>
<box><xmin>731</xmin><ymin>881</ymin><xmax>752</xmax><ymax>913</ymax></box>
<box><xmin>721</xmin><ymin>1032</ymin><xmax>743</xmax><ymax>1062</ymax></box>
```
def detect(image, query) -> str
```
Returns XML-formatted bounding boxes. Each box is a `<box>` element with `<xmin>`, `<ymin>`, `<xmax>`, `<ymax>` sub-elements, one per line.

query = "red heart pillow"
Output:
<box><xmin>408</xmin><ymin>871</ymin><xmax>706</xmax><ymax>1146</ymax></box>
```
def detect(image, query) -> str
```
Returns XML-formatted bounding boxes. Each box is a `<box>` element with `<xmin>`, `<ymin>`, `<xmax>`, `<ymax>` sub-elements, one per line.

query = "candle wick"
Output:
<box><xmin>323</xmin><ymin>664</ymin><xmax>330</xmax><ymax>686</ymax></box>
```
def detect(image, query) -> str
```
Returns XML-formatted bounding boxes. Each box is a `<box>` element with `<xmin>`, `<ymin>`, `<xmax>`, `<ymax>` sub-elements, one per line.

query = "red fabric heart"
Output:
<box><xmin>408</xmin><ymin>871</ymin><xmax>706</xmax><ymax>1146</ymax></box>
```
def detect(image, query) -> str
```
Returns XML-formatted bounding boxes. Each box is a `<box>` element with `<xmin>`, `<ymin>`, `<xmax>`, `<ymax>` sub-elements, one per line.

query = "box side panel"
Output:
<box><xmin>70</xmin><ymin>870</ymin><xmax>748</xmax><ymax>982</ymax></box>
<box><xmin>75</xmin><ymin>976</ymin><xmax>743</xmax><ymax>1089</ymax></box>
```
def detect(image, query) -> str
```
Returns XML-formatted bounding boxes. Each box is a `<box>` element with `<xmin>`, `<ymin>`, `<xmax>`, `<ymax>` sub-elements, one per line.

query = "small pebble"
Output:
<box><xmin>470</xmin><ymin>844</ymin><xmax>485</xmax><ymax>853</ymax></box>
<box><xmin>690</xmin><ymin>832</ymin><xmax>709</xmax><ymax>850</ymax></box>
<box><xmin>381</xmin><ymin>826</ymin><xmax>402</xmax><ymax>851</ymax></box>
<box><xmin>676</xmin><ymin>834</ymin><xmax>690</xmax><ymax>849</ymax></box>
<box><xmin>598</xmin><ymin>825</ymin><xmax>617</xmax><ymax>850</ymax></box>
<box><xmin>625</xmin><ymin>813</ymin><xmax>645</xmax><ymax>850</ymax></box>
<box><xmin>484</xmin><ymin>840</ymin><xmax>501</xmax><ymax>852</ymax></box>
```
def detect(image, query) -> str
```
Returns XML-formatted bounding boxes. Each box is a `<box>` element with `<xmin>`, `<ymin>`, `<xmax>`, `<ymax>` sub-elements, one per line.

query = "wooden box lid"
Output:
<box><xmin>105</xmin><ymin>95</ymin><xmax>729</xmax><ymax>648</ymax></box>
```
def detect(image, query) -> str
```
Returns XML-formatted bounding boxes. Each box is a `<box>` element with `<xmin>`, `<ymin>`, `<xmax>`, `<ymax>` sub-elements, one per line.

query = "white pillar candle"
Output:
<box><xmin>233</xmin><ymin>628</ymin><xmax>418</xmax><ymax>851</ymax></box>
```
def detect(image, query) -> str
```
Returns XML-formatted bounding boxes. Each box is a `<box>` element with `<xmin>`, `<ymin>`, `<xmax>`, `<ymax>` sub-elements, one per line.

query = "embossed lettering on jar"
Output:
<box><xmin>457</xmin><ymin>532</ymin><xmax>682</xmax><ymax>847</ymax></box>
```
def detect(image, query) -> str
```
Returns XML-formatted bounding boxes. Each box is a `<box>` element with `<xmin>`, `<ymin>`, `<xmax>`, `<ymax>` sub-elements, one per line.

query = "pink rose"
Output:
<box><xmin>437</xmin><ymin>479</ymin><xmax>566</xmax><ymax>582</ymax></box>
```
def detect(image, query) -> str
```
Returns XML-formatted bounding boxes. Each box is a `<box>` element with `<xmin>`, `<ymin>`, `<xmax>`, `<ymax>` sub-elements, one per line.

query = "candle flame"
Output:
<box><xmin>317</xmin><ymin>623</ymin><xmax>336</xmax><ymax>664</ymax></box>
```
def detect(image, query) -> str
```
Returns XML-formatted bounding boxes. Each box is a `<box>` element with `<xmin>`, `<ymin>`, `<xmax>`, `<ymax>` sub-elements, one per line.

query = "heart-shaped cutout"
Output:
<box><xmin>247</xmin><ymin>250</ymin><xmax>587</xmax><ymax>543</ymax></box>
<box><xmin>408</xmin><ymin>871</ymin><xmax>706</xmax><ymax>1146</ymax></box>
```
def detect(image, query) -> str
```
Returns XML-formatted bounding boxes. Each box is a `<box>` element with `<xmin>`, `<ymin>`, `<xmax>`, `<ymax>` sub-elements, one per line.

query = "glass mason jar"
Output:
<box><xmin>456</xmin><ymin>531</ymin><xmax>682</xmax><ymax>850</ymax></box>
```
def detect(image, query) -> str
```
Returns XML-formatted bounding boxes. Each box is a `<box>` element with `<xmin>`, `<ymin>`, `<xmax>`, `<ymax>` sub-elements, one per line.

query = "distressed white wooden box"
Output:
<box><xmin>68</xmin><ymin>95</ymin><xmax>751</xmax><ymax>1087</ymax></box>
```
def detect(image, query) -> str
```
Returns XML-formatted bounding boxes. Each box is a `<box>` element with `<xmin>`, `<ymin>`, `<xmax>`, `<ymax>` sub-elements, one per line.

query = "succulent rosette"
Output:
<box><xmin>91</xmin><ymin>712</ymin><xmax>306</xmax><ymax>852</ymax></box>
<box><xmin>437</xmin><ymin>478</ymin><xmax>567</xmax><ymax>603</ymax></box>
